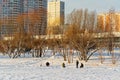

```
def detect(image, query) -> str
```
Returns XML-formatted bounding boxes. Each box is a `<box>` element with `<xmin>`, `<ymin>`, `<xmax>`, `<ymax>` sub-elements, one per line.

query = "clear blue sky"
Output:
<box><xmin>61</xmin><ymin>0</ymin><xmax>120</xmax><ymax>15</ymax></box>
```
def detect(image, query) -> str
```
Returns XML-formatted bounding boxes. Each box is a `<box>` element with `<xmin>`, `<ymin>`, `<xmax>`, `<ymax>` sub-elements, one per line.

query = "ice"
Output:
<box><xmin>0</xmin><ymin>51</ymin><xmax>120</xmax><ymax>80</ymax></box>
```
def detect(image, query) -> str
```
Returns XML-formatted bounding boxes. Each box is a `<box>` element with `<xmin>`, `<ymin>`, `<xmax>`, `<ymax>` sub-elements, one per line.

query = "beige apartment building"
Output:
<box><xmin>47</xmin><ymin>0</ymin><xmax>65</xmax><ymax>34</ymax></box>
<box><xmin>98</xmin><ymin>13</ymin><xmax>120</xmax><ymax>32</ymax></box>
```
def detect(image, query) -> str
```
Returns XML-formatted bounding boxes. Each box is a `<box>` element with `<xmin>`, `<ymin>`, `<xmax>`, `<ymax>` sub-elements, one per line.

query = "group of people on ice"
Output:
<box><xmin>45</xmin><ymin>60</ymin><xmax>84</xmax><ymax>68</ymax></box>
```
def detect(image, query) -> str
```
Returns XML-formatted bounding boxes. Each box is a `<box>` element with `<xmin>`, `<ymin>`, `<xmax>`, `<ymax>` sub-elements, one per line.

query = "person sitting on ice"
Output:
<box><xmin>46</xmin><ymin>62</ymin><xmax>50</xmax><ymax>67</ymax></box>
<box><xmin>62</xmin><ymin>63</ymin><xmax>66</xmax><ymax>68</ymax></box>
<box><xmin>80</xmin><ymin>63</ymin><xmax>84</xmax><ymax>68</ymax></box>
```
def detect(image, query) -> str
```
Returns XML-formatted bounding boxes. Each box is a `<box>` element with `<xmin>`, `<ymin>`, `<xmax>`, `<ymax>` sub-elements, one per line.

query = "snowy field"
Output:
<box><xmin>0</xmin><ymin>51</ymin><xmax>120</xmax><ymax>80</ymax></box>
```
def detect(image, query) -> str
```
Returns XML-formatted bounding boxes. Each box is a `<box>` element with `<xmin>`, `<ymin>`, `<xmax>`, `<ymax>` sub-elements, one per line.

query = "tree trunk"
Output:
<box><xmin>39</xmin><ymin>47</ymin><xmax>42</xmax><ymax>57</ymax></box>
<box><xmin>63</xmin><ymin>48</ymin><xmax>67</xmax><ymax>61</ymax></box>
<box><xmin>81</xmin><ymin>50</ymin><xmax>87</xmax><ymax>61</ymax></box>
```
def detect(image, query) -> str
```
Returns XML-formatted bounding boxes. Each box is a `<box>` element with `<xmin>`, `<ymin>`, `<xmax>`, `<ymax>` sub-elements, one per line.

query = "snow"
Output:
<box><xmin>0</xmin><ymin>51</ymin><xmax>120</xmax><ymax>80</ymax></box>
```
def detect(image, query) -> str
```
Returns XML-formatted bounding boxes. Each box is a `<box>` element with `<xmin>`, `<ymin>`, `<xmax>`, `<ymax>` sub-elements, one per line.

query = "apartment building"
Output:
<box><xmin>47</xmin><ymin>0</ymin><xmax>64</xmax><ymax>34</ymax></box>
<box><xmin>0</xmin><ymin>0</ymin><xmax>23</xmax><ymax>35</ymax></box>
<box><xmin>98</xmin><ymin>13</ymin><xmax>120</xmax><ymax>32</ymax></box>
<box><xmin>0</xmin><ymin>0</ymin><xmax>47</xmax><ymax>36</ymax></box>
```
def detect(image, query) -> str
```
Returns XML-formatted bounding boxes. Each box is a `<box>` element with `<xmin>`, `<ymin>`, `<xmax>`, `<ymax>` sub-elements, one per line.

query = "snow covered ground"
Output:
<box><xmin>0</xmin><ymin>51</ymin><xmax>120</xmax><ymax>80</ymax></box>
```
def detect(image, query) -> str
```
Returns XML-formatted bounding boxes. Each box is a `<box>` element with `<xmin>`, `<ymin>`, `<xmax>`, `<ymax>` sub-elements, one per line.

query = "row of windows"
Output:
<box><xmin>0</xmin><ymin>0</ymin><xmax>47</xmax><ymax>35</ymax></box>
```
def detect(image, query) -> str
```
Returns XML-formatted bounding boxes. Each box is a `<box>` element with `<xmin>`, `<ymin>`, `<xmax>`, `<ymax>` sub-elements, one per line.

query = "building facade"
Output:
<box><xmin>22</xmin><ymin>0</ymin><xmax>47</xmax><ymax>35</ymax></box>
<box><xmin>47</xmin><ymin>0</ymin><xmax>64</xmax><ymax>34</ymax></box>
<box><xmin>0</xmin><ymin>0</ymin><xmax>23</xmax><ymax>35</ymax></box>
<box><xmin>98</xmin><ymin>13</ymin><xmax>120</xmax><ymax>32</ymax></box>
<box><xmin>0</xmin><ymin>0</ymin><xmax>47</xmax><ymax>36</ymax></box>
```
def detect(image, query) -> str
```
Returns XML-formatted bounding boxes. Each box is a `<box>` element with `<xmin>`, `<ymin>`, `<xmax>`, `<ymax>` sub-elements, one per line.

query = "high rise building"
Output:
<box><xmin>0</xmin><ymin>0</ymin><xmax>23</xmax><ymax>35</ymax></box>
<box><xmin>0</xmin><ymin>0</ymin><xmax>47</xmax><ymax>36</ymax></box>
<box><xmin>47</xmin><ymin>0</ymin><xmax>65</xmax><ymax>34</ymax></box>
<box><xmin>22</xmin><ymin>0</ymin><xmax>47</xmax><ymax>35</ymax></box>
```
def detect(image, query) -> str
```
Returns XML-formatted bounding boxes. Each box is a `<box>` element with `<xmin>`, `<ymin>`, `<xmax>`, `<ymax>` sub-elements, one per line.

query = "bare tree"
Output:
<box><xmin>65</xmin><ymin>9</ymin><xmax>98</xmax><ymax>62</ymax></box>
<box><xmin>106</xmin><ymin>8</ymin><xmax>118</xmax><ymax>64</ymax></box>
